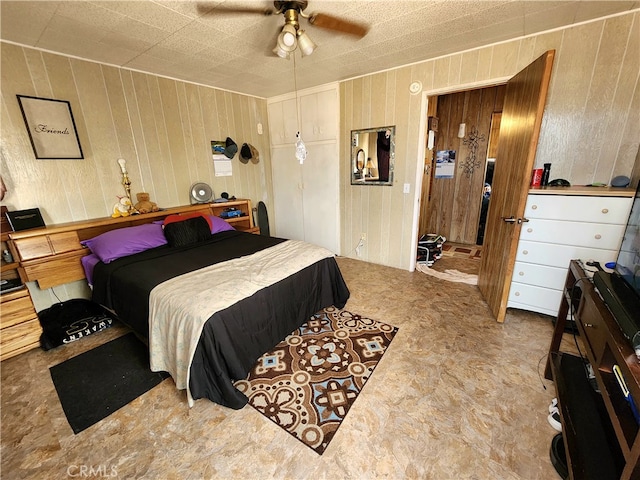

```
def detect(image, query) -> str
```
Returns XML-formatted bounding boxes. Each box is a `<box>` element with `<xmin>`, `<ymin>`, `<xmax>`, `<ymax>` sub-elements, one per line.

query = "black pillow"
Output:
<box><xmin>163</xmin><ymin>216</ymin><xmax>212</xmax><ymax>247</ymax></box>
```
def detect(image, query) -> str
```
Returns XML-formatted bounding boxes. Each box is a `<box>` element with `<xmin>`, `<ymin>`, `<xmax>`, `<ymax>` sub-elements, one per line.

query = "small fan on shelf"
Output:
<box><xmin>190</xmin><ymin>182</ymin><xmax>213</xmax><ymax>205</ymax></box>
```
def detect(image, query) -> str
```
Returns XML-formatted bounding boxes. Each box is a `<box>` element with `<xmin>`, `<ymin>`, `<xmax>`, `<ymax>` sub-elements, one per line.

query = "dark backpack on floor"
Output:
<box><xmin>37</xmin><ymin>299</ymin><xmax>115</xmax><ymax>351</ymax></box>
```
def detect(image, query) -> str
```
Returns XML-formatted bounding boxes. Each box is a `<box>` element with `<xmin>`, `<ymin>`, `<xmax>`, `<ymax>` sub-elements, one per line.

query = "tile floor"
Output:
<box><xmin>1</xmin><ymin>255</ymin><xmax>571</xmax><ymax>479</ymax></box>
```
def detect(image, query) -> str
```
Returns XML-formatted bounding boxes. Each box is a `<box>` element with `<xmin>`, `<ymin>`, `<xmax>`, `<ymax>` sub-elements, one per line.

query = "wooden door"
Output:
<box><xmin>418</xmin><ymin>97</ymin><xmax>438</xmax><ymax>236</ymax></box>
<box><xmin>478</xmin><ymin>50</ymin><xmax>555</xmax><ymax>322</ymax></box>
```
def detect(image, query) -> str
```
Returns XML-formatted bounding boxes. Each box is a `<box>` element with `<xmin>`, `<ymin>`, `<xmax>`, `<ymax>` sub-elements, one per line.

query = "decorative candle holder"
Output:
<box><xmin>117</xmin><ymin>158</ymin><xmax>137</xmax><ymax>214</ymax></box>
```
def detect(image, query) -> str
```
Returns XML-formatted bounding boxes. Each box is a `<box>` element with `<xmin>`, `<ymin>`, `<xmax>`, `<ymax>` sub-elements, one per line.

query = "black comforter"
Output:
<box><xmin>92</xmin><ymin>230</ymin><xmax>350</xmax><ymax>409</ymax></box>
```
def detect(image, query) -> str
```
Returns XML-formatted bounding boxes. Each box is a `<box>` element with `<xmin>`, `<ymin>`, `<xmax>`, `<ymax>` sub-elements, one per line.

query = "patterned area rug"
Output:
<box><xmin>235</xmin><ymin>307</ymin><xmax>398</xmax><ymax>455</ymax></box>
<box><xmin>441</xmin><ymin>243</ymin><xmax>482</xmax><ymax>260</ymax></box>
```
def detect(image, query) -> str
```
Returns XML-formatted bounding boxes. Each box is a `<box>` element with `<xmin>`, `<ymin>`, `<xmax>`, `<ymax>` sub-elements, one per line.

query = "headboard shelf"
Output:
<box><xmin>7</xmin><ymin>202</ymin><xmax>251</xmax><ymax>289</ymax></box>
<box><xmin>8</xmin><ymin>204</ymin><xmax>212</xmax><ymax>241</ymax></box>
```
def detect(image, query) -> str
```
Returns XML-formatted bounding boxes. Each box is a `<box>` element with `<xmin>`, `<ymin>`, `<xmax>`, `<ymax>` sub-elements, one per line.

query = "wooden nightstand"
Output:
<box><xmin>0</xmin><ymin>286</ymin><xmax>40</xmax><ymax>361</ymax></box>
<box><xmin>1</xmin><ymin>207</ymin><xmax>42</xmax><ymax>360</ymax></box>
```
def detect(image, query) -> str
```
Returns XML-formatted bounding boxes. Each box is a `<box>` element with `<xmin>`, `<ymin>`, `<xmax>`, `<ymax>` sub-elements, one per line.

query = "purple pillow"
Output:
<box><xmin>81</xmin><ymin>223</ymin><xmax>167</xmax><ymax>263</ymax></box>
<box><xmin>209</xmin><ymin>215</ymin><xmax>235</xmax><ymax>234</ymax></box>
<box><xmin>81</xmin><ymin>253</ymin><xmax>101</xmax><ymax>286</ymax></box>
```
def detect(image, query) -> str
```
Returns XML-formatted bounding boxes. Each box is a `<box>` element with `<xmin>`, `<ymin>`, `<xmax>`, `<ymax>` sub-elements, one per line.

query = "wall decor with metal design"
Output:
<box><xmin>459</xmin><ymin>127</ymin><xmax>485</xmax><ymax>178</ymax></box>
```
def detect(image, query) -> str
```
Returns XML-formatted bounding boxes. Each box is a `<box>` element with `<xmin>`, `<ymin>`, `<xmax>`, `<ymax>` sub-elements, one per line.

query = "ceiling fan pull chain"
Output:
<box><xmin>293</xmin><ymin>52</ymin><xmax>306</xmax><ymax>164</ymax></box>
<box><xmin>296</xmin><ymin>132</ymin><xmax>307</xmax><ymax>164</ymax></box>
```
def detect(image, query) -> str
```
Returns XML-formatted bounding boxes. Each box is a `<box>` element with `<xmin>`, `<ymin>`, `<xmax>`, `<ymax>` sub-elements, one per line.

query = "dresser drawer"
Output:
<box><xmin>511</xmin><ymin>262</ymin><xmax>567</xmax><ymax>290</ymax></box>
<box><xmin>519</xmin><ymin>219</ymin><xmax>624</xmax><ymax>250</ymax></box>
<box><xmin>13</xmin><ymin>236</ymin><xmax>52</xmax><ymax>261</ymax></box>
<box><xmin>515</xmin><ymin>240</ymin><xmax>617</xmax><ymax>269</ymax></box>
<box><xmin>0</xmin><ymin>295</ymin><xmax>37</xmax><ymax>329</ymax></box>
<box><xmin>508</xmin><ymin>282</ymin><xmax>562</xmax><ymax>314</ymax></box>
<box><xmin>48</xmin><ymin>231</ymin><xmax>80</xmax><ymax>254</ymax></box>
<box><xmin>22</xmin><ymin>250</ymin><xmax>87</xmax><ymax>289</ymax></box>
<box><xmin>525</xmin><ymin>195</ymin><xmax>632</xmax><ymax>224</ymax></box>
<box><xmin>13</xmin><ymin>231</ymin><xmax>81</xmax><ymax>261</ymax></box>
<box><xmin>0</xmin><ymin>318</ymin><xmax>42</xmax><ymax>361</ymax></box>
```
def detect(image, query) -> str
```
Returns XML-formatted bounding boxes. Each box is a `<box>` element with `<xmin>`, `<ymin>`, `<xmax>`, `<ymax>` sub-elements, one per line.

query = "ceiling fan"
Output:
<box><xmin>197</xmin><ymin>1</ymin><xmax>369</xmax><ymax>58</ymax></box>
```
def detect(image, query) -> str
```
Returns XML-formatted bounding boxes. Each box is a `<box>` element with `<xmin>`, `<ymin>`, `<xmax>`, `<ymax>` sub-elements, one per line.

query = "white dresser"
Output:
<box><xmin>507</xmin><ymin>187</ymin><xmax>634</xmax><ymax>317</ymax></box>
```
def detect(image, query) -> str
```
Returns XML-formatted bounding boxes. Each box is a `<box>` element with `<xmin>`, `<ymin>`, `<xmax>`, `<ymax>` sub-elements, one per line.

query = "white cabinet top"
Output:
<box><xmin>528</xmin><ymin>186</ymin><xmax>635</xmax><ymax>197</ymax></box>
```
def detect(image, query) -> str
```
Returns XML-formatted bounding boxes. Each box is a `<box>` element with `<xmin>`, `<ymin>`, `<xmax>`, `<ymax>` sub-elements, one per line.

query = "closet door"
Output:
<box><xmin>271</xmin><ymin>146</ymin><xmax>304</xmax><ymax>241</ymax></box>
<box><xmin>300</xmin><ymin>90</ymin><xmax>338</xmax><ymax>142</ymax></box>
<box><xmin>267</xmin><ymin>99</ymin><xmax>298</xmax><ymax>145</ymax></box>
<box><xmin>302</xmin><ymin>143</ymin><xmax>339</xmax><ymax>252</ymax></box>
<box><xmin>267</xmin><ymin>85</ymin><xmax>340</xmax><ymax>254</ymax></box>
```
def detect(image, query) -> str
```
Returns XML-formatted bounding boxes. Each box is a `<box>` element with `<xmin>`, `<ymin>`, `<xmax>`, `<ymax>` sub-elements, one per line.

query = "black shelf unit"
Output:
<box><xmin>546</xmin><ymin>260</ymin><xmax>640</xmax><ymax>480</ymax></box>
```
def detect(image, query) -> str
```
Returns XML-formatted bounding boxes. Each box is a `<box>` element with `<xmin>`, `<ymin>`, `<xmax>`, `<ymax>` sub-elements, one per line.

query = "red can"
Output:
<box><xmin>531</xmin><ymin>168</ymin><xmax>543</xmax><ymax>187</ymax></box>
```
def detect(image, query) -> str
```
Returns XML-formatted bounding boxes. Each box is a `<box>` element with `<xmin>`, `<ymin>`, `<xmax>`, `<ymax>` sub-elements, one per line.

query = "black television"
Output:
<box><xmin>593</xmin><ymin>181</ymin><xmax>640</xmax><ymax>351</ymax></box>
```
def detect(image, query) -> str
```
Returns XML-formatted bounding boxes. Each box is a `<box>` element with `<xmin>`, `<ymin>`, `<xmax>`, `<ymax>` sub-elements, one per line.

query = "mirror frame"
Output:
<box><xmin>350</xmin><ymin>125</ymin><xmax>395</xmax><ymax>186</ymax></box>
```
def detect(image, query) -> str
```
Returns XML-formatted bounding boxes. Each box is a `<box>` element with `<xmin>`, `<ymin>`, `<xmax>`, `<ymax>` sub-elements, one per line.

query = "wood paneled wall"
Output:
<box><xmin>425</xmin><ymin>85</ymin><xmax>506</xmax><ymax>244</ymax></box>
<box><xmin>341</xmin><ymin>11</ymin><xmax>638</xmax><ymax>270</ymax></box>
<box><xmin>0</xmin><ymin>42</ymin><xmax>273</xmax><ymax>310</ymax></box>
<box><xmin>0</xmin><ymin>43</ymin><xmax>272</xmax><ymax>227</ymax></box>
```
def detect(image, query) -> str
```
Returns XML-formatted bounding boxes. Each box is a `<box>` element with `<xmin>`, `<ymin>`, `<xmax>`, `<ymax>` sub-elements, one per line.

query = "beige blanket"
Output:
<box><xmin>148</xmin><ymin>240</ymin><xmax>334</xmax><ymax>406</ymax></box>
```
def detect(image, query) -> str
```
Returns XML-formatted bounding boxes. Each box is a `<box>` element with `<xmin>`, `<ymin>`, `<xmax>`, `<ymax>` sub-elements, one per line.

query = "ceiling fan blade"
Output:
<box><xmin>196</xmin><ymin>3</ymin><xmax>275</xmax><ymax>17</ymax></box>
<box><xmin>308</xmin><ymin>12</ymin><xmax>369</xmax><ymax>38</ymax></box>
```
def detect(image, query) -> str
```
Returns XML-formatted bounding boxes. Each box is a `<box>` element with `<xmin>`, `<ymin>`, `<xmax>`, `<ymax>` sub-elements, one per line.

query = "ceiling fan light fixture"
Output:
<box><xmin>297</xmin><ymin>30</ymin><xmax>316</xmax><ymax>56</ymax></box>
<box><xmin>277</xmin><ymin>24</ymin><xmax>298</xmax><ymax>51</ymax></box>
<box><xmin>273</xmin><ymin>45</ymin><xmax>291</xmax><ymax>59</ymax></box>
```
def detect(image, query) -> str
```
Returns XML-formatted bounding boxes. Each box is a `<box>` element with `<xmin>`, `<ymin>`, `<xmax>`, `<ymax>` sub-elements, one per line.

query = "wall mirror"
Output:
<box><xmin>351</xmin><ymin>126</ymin><xmax>395</xmax><ymax>186</ymax></box>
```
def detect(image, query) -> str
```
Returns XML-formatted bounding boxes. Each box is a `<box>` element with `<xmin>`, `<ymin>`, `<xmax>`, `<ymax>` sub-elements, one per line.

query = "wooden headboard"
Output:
<box><xmin>8</xmin><ymin>204</ymin><xmax>215</xmax><ymax>289</ymax></box>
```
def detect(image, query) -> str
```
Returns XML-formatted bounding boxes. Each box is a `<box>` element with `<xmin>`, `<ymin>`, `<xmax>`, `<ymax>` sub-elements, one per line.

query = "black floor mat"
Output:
<box><xmin>49</xmin><ymin>333</ymin><xmax>168</xmax><ymax>434</ymax></box>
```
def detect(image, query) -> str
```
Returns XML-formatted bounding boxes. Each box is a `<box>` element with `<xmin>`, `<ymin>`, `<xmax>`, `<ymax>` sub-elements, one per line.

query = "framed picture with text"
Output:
<box><xmin>16</xmin><ymin>95</ymin><xmax>83</xmax><ymax>159</ymax></box>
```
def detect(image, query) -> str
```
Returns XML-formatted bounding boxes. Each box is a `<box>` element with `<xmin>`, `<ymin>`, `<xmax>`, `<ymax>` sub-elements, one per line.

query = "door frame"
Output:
<box><xmin>409</xmin><ymin>77</ymin><xmax>510</xmax><ymax>272</ymax></box>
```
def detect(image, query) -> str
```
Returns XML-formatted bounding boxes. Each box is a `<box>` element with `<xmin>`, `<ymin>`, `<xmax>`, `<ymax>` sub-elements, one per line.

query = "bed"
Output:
<box><xmin>87</xmin><ymin>214</ymin><xmax>350</xmax><ymax>409</ymax></box>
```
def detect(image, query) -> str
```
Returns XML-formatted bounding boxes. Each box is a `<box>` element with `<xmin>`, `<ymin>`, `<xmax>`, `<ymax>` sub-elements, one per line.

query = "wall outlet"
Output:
<box><xmin>403</xmin><ymin>183</ymin><xmax>410</xmax><ymax>194</ymax></box>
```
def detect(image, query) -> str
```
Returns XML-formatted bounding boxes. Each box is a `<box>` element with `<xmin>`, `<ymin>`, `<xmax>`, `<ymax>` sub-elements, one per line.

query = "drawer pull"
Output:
<box><xmin>522</xmin><ymin>250</ymin><xmax>528</xmax><ymax>255</ymax></box>
<box><xmin>527</xmin><ymin>228</ymin><xmax>533</xmax><ymax>233</ymax></box>
<box><xmin>595</xmin><ymin>234</ymin><xmax>602</xmax><ymax>240</ymax></box>
<box><xmin>584</xmin><ymin>323</ymin><xmax>595</xmax><ymax>328</ymax></box>
<box><xmin>531</xmin><ymin>205</ymin><xmax>538</xmax><ymax>210</ymax></box>
<box><xmin>602</xmin><ymin>208</ymin><xmax>609</xmax><ymax>214</ymax></box>
<box><xmin>519</xmin><ymin>271</ymin><xmax>524</xmax><ymax>276</ymax></box>
<box><xmin>514</xmin><ymin>292</ymin><xmax>520</xmax><ymax>296</ymax></box>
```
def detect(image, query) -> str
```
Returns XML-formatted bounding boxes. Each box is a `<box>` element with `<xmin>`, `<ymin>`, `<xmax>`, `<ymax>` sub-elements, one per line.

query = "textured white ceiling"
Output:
<box><xmin>1</xmin><ymin>0</ymin><xmax>638</xmax><ymax>98</ymax></box>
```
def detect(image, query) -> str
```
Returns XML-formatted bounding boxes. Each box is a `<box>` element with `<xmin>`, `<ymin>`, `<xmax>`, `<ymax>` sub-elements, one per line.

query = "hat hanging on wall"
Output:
<box><xmin>239</xmin><ymin>143</ymin><xmax>260</xmax><ymax>164</ymax></box>
<box><xmin>249</xmin><ymin>144</ymin><xmax>260</xmax><ymax>164</ymax></box>
<box><xmin>224</xmin><ymin>137</ymin><xmax>238</xmax><ymax>159</ymax></box>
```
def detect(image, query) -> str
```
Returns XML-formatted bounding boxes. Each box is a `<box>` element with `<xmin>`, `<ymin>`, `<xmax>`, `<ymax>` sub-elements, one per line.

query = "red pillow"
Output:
<box><xmin>163</xmin><ymin>212</ymin><xmax>213</xmax><ymax>231</ymax></box>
